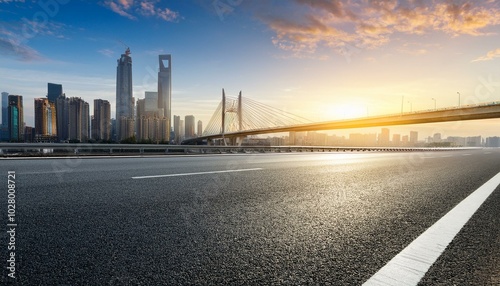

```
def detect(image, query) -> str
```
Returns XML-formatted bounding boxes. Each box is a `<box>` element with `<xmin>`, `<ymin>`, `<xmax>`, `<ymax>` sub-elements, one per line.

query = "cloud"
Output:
<box><xmin>103</xmin><ymin>1</ymin><xmax>136</xmax><ymax>20</ymax></box>
<box><xmin>0</xmin><ymin>37</ymin><xmax>43</xmax><ymax>61</ymax></box>
<box><xmin>472</xmin><ymin>48</ymin><xmax>500</xmax><ymax>62</ymax></box>
<box><xmin>0</xmin><ymin>0</ymin><xmax>25</xmax><ymax>2</ymax></box>
<box><xmin>103</xmin><ymin>0</ymin><xmax>180</xmax><ymax>22</ymax></box>
<box><xmin>257</xmin><ymin>0</ymin><xmax>500</xmax><ymax>56</ymax></box>
<box><xmin>98</xmin><ymin>48</ymin><xmax>115</xmax><ymax>57</ymax></box>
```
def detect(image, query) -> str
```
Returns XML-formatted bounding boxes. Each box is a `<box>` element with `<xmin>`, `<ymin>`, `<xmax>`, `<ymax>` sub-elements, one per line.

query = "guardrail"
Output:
<box><xmin>0</xmin><ymin>143</ymin><xmax>476</xmax><ymax>157</ymax></box>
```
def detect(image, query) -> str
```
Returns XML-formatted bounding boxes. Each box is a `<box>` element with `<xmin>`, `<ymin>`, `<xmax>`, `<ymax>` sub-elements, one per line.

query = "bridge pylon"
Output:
<box><xmin>220</xmin><ymin>89</ymin><xmax>245</xmax><ymax>146</ymax></box>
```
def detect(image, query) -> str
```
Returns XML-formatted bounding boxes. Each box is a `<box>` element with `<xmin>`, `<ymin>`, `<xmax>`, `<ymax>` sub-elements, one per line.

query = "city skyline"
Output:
<box><xmin>2</xmin><ymin>1</ymin><xmax>500</xmax><ymax>138</ymax></box>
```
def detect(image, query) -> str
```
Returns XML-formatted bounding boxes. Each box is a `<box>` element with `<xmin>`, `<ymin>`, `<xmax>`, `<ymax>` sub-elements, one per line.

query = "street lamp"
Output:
<box><xmin>457</xmin><ymin>92</ymin><xmax>461</xmax><ymax>107</ymax></box>
<box><xmin>432</xmin><ymin>98</ymin><xmax>436</xmax><ymax>110</ymax></box>
<box><xmin>408</xmin><ymin>100</ymin><xmax>412</xmax><ymax>112</ymax></box>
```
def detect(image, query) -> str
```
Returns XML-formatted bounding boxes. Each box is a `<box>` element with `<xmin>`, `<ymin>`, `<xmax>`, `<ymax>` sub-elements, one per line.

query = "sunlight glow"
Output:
<box><xmin>326</xmin><ymin>104</ymin><xmax>368</xmax><ymax>120</ymax></box>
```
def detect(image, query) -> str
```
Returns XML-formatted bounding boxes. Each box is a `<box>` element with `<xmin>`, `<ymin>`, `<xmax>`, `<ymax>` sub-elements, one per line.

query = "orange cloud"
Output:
<box><xmin>258</xmin><ymin>0</ymin><xmax>500</xmax><ymax>56</ymax></box>
<box><xmin>472</xmin><ymin>48</ymin><xmax>500</xmax><ymax>62</ymax></box>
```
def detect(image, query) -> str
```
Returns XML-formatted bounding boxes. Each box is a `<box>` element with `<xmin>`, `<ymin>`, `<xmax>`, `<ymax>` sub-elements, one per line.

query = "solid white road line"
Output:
<box><xmin>131</xmin><ymin>168</ymin><xmax>264</xmax><ymax>179</ymax></box>
<box><xmin>363</xmin><ymin>171</ymin><xmax>500</xmax><ymax>286</ymax></box>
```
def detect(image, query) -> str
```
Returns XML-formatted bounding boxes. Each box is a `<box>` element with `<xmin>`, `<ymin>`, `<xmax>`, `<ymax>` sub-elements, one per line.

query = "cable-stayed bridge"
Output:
<box><xmin>183</xmin><ymin>89</ymin><xmax>500</xmax><ymax>145</ymax></box>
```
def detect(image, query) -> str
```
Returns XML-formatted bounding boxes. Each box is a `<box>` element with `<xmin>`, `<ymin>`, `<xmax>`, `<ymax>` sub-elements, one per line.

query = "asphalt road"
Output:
<box><xmin>1</xmin><ymin>149</ymin><xmax>499</xmax><ymax>285</ymax></box>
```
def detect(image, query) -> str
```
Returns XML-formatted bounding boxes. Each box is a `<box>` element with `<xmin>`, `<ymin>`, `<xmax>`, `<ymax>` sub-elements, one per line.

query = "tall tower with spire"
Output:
<box><xmin>158</xmin><ymin>54</ymin><xmax>171</xmax><ymax>142</ymax></box>
<box><xmin>116</xmin><ymin>48</ymin><xmax>134</xmax><ymax>141</ymax></box>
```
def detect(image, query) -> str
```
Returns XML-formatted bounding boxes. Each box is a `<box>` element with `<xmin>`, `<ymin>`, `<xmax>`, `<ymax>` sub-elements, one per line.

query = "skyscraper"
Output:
<box><xmin>92</xmin><ymin>99</ymin><xmax>111</xmax><ymax>141</ymax></box>
<box><xmin>68</xmin><ymin>97</ymin><xmax>89</xmax><ymax>142</ymax></box>
<box><xmin>116</xmin><ymin>48</ymin><xmax>134</xmax><ymax>141</ymax></box>
<box><xmin>185</xmin><ymin>115</ymin><xmax>195</xmax><ymax>139</ymax></box>
<box><xmin>1</xmin><ymin>92</ymin><xmax>8</xmax><ymax>126</ymax></box>
<box><xmin>1</xmin><ymin>92</ymin><xmax>9</xmax><ymax>141</ymax></box>
<box><xmin>378</xmin><ymin>128</ymin><xmax>390</xmax><ymax>146</ymax></box>
<box><xmin>34</xmin><ymin>98</ymin><xmax>57</xmax><ymax>138</ymax></box>
<box><xmin>173</xmin><ymin>115</ymin><xmax>180</xmax><ymax>144</ymax></box>
<box><xmin>56</xmin><ymin>95</ymin><xmax>70</xmax><ymax>142</ymax></box>
<box><xmin>158</xmin><ymin>54</ymin><xmax>171</xmax><ymax>141</ymax></box>
<box><xmin>47</xmin><ymin>83</ymin><xmax>63</xmax><ymax>103</ymax></box>
<box><xmin>7</xmin><ymin>95</ymin><xmax>23</xmax><ymax>142</ymax></box>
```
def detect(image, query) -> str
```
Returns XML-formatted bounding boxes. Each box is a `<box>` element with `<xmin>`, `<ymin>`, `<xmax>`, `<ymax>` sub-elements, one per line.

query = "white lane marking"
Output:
<box><xmin>462</xmin><ymin>154</ymin><xmax>472</xmax><ymax>156</ymax></box>
<box><xmin>422</xmin><ymin>157</ymin><xmax>435</xmax><ymax>159</ymax></box>
<box><xmin>441</xmin><ymin>155</ymin><xmax>453</xmax><ymax>158</ymax></box>
<box><xmin>131</xmin><ymin>168</ymin><xmax>264</xmax><ymax>179</ymax></box>
<box><xmin>363</xmin><ymin>171</ymin><xmax>500</xmax><ymax>286</ymax></box>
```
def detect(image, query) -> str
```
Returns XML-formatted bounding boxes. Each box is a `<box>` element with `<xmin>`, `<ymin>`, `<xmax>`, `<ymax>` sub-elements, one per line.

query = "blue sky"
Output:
<box><xmin>2</xmin><ymin>0</ymin><xmax>500</xmax><ymax>138</ymax></box>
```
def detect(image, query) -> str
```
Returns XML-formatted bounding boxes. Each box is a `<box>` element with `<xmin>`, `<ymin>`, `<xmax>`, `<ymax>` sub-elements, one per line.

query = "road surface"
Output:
<box><xmin>1</xmin><ymin>149</ymin><xmax>499</xmax><ymax>285</ymax></box>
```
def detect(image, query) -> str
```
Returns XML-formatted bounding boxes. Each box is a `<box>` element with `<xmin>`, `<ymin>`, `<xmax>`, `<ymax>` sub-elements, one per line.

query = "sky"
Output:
<box><xmin>1</xmin><ymin>0</ymin><xmax>500</xmax><ymax>139</ymax></box>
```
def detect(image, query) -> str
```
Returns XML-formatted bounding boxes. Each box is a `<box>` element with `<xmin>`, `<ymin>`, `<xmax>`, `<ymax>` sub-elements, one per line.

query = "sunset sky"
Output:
<box><xmin>2</xmin><ymin>0</ymin><xmax>500</xmax><ymax>138</ymax></box>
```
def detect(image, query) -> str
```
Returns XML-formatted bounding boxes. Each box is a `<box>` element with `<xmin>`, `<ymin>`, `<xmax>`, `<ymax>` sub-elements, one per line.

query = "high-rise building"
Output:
<box><xmin>378</xmin><ymin>128</ymin><xmax>390</xmax><ymax>146</ymax></box>
<box><xmin>197</xmin><ymin>120</ymin><xmax>203</xmax><ymax>137</ymax></box>
<box><xmin>7</xmin><ymin>95</ymin><xmax>23</xmax><ymax>142</ymax></box>
<box><xmin>410</xmin><ymin>131</ymin><xmax>418</xmax><ymax>144</ymax></box>
<box><xmin>158</xmin><ymin>54</ymin><xmax>171</xmax><ymax>141</ymax></box>
<box><xmin>56</xmin><ymin>95</ymin><xmax>70</xmax><ymax>142</ymax></box>
<box><xmin>392</xmin><ymin>134</ymin><xmax>401</xmax><ymax>146</ymax></box>
<box><xmin>1</xmin><ymin>92</ymin><xmax>8</xmax><ymax>126</ymax></box>
<box><xmin>185</xmin><ymin>115</ymin><xmax>195</xmax><ymax>139</ymax></box>
<box><xmin>136</xmin><ymin>94</ymin><xmax>168</xmax><ymax>143</ymax></box>
<box><xmin>47</xmin><ymin>83</ymin><xmax>63</xmax><ymax>103</ymax></box>
<box><xmin>116</xmin><ymin>48</ymin><xmax>134</xmax><ymax>141</ymax></box>
<box><xmin>180</xmin><ymin>119</ymin><xmax>185</xmax><ymax>140</ymax></box>
<box><xmin>65</xmin><ymin>97</ymin><xmax>89</xmax><ymax>142</ymax></box>
<box><xmin>92</xmin><ymin>99</ymin><xmax>111</xmax><ymax>141</ymax></box>
<box><xmin>145</xmin><ymin>92</ymin><xmax>160</xmax><ymax>115</ymax></box>
<box><xmin>34</xmin><ymin>98</ymin><xmax>57</xmax><ymax>138</ymax></box>
<box><xmin>173</xmin><ymin>115</ymin><xmax>180</xmax><ymax>144</ymax></box>
<box><xmin>1</xmin><ymin>92</ymin><xmax>9</xmax><ymax>141</ymax></box>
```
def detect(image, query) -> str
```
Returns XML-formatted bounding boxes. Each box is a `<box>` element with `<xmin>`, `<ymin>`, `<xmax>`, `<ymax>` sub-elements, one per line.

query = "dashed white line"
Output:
<box><xmin>441</xmin><ymin>155</ymin><xmax>453</xmax><ymax>158</ymax></box>
<box><xmin>363</xmin><ymin>171</ymin><xmax>500</xmax><ymax>286</ymax></box>
<box><xmin>132</xmin><ymin>168</ymin><xmax>264</xmax><ymax>179</ymax></box>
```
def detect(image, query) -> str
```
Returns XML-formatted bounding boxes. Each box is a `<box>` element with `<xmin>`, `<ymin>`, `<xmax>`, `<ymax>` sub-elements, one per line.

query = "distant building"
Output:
<box><xmin>392</xmin><ymin>134</ymin><xmax>401</xmax><ymax>146</ymax></box>
<box><xmin>409</xmin><ymin>131</ymin><xmax>418</xmax><ymax>144</ymax></box>
<box><xmin>486</xmin><ymin>136</ymin><xmax>500</xmax><ymax>147</ymax></box>
<box><xmin>446</xmin><ymin>136</ymin><xmax>466</xmax><ymax>147</ymax></box>
<box><xmin>7</xmin><ymin>95</ymin><xmax>23</xmax><ymax>142</ymax></box>
<box><xmin>1</xmin><ymin>92</ymin><xmax>8</xmax><ymax>126</ymax></box>
<box><xmin>158</xmin><ymin>55</ymin><xmax>172</xmax><ymax>142</ymax></box>
<box><xmin>466</xmin><ymin>136</ymin><xmax>481</xmax><ymax>147</ymax></box>
<box><xmin>92</xmin><ymin>99</ymin><xmax>111</xmax><ymax>141</ymax></box>
<box><xmin>1</xmin><ymin>92</ymin><xmax>9</xmax><ymax>140</ymax></box>
<box><xmin>378</xmin><ymin>128</ymin><xmax>390</xmax><ymax>146</ymax></box>
<box><xmin>24</xmin><ymin>126</ymin><xmax>35</xmax><ymax>143</ymax></box>
<box><xmin>349</xmin><ymin>133</ymin><xmax>377</xmax><ymax>147</ymax></box>
<box><xmin>56</xmin><ymin>95</ymin><xmax>70</xmax><ymax>142</ymax></box>
<box><xmin>180</xmin><ymin>119</ymin><xmax>185</xmax><ymax>140</ymax></box>
<box><xmin>34</xmin><ymin>98</ymin><xmax>57</xmax><ymax>141</ymax></box>
<box><xmin>68</xmin><ymin>97</ymin><xmax>89</xmax><ymax>142</ymax></box>
<box><xmin>197</xmin><ymin>120</ymin><xmax>203</xmax><ymax>137</ymax></box>
<box><xmin>136</xmin><ymin>95</ymin><xmax>168</xmax><ymax>143</ymax></box>
<box><xmin>402</xmin><ymin>135</ymin><xmax>409</xmax><ymax>145</ymax></box>
<box><xmin>116</xmin><ymin>48</ymin><xmax>134</xmax><ymax>141</ymax></box>
<box><xmin>47</xmin><ymin>83</ymin><xmax>63</xmax><ymax>103</ymax></box>
<box><xmin>173</xmin><ymin>115</ymin><xmax>180</xmax><ymax>144</ymax></box>
<box><xmin>433</xmin><ymin>133</ymin><xmax>442</xmax><ymax>143</ymax></box>
<box><xmin>185</xmin><ymin>115</ymin><xmax>195</xmax><ymax>139</ymax></box>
